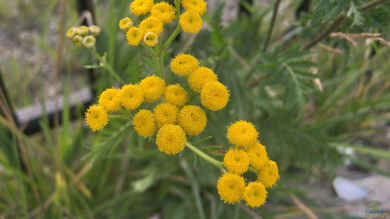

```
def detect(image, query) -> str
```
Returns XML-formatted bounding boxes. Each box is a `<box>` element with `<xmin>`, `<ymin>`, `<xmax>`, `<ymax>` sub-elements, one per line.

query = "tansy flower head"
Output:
<box><xmin>153</xmin><ymin>102</ymin><xmax>178</xmax><ymax>127</ymax></box>
<box><xmin>178</xmin><ymin>105</ymin><xmax>207</xmax><ymax>136</ymax></box>
<box><xmin>85</xmin><ymin>105</ymin><xmax>108</xmax><ymax>131</ymax></box>
<box><xmin>119</xmin><ymin>84</ymin><xmax>144</xmax><ymax>110</ymax></box>
<box><xmin>140</xmin><ymin>16</ymin><xmax>164</xmax><ymax>36</ymax></box>
<box><xmin>98</xmin><ymin>88</ymin><xmax>121</xmax><ymax>112</ymax></box>
<box><xmin>130</xmin><ymin>0</ymin><xmax>154</xmax><ymax>16</ymax></box>
<box><xmin>77</xmin><ymin>25</ymin><xmax>89</xmax><ymax>35</ymax></box>
<box><xmin>181</xmin><ymin>0</ymin><xmax>207</xmax><ymax>15</ymax></box>
<box><xmin>151</xmin><ymin>2</ymin><xmax>176</xmax><ymax>23</ymax></box>
<box><xmin>156</xmin><ymin>124</ymin><xmax>187</xmax><ymax>155</ymax></box>
<box><xmin>188</xmin><ymin>66</ymin><xmax>218</xmax><ymax>93</ymax></box>
<box><xmin>179</xmin><ymin>11</ymin><xmax>203</xmax><ymax>34</ymax></box>
<box><xmin>227</xmin><ymin>121</ymin><xmax>258</xmax><ymax>148</ymax></box>
<box><xmin>66</xmin><ymin>27</ymin><xmax>77</xmax><ymax>39</ymax></box>
<box><xmin>201</xmin><ymin>81</ymin><xmax>230</xmax><ymax>111</ymax></box>
<box><xmin>119</xmin><ymin>17</ymin><xmax>133</xmax><ymax>31</ymax></box>
<box><xmin>244</xmin><ymin>182</ymin><xmax>267</xmax><ymax>208</ymax></box>
<box><xmin>247</xmin><ymin>142</ymin><xmax>269</xmax><ymax>170</ymax></box>
<box><xmin>257</xmin><ymin>160</ymin><xmax>279</xmax><ymax>188</ymax></box>
<box><xmin>223</xmin><ymin>148</ymin><xmax>250</xmax><ymax>175</ymax></box>
<box><xmin>217</xmin><ymin>173</ymin><xmax>245</xmax><ymax>204</ymax></box>
<box><xmin>89</xmin><ymin>25</ymin><xmax>101</xmax><ymax>36</ymax></box>
<box><xmin>139</xmin><ymin>75</ymin><xmax>166</xmax><ymax>103</ymax></box>
<box><xmin>133</xmin><ymin>109</ymin><xmax>157</xmax><ymax>137</ymax></box>
<box><xmin>126</xmin><ymin>27</ymin><xmax>144</xmax><ymax>46</ymax></box>
<box><xmin>170</xmin><ymin>54</ymin><xmax>199</xmax><ymax>77</ymax></box>
<box><xmin>72</xmin><ymin>35</ymin><xmax>83</xmax><ymax>47</ymax></box>
<box><xmin>143</xmin><ymin>32</ymin><xmax>159</xmax><ymax>47</ymax></box>
<box><xmin>82</xmin><ymin>35</ymin><xmax>96</xmax><ymax>48</ymax></box>
<box><xmin>164</xmin><ymin>84</ymin><xmax>188</xmax><ymax>106</ymax></box>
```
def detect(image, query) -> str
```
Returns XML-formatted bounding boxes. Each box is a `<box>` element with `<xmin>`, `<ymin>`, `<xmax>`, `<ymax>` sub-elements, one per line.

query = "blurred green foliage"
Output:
<box><xmin>1</xmin><ymin>0</ymin><xmax>390</xmax><ymax>218</ymax></box>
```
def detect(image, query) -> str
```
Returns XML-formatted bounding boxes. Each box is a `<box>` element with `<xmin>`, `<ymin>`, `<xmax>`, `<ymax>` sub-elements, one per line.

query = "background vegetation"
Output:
<box><xmin>0</xmin><ymin>0</ymin><xmax>390</xmax><ymax>218</ymax></box>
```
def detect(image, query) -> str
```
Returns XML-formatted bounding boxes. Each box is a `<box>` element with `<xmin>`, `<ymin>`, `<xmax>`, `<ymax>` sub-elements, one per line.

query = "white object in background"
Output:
<box><xmin>333</xmin><ymin>177</ymin><xmax>367</xmax><ymax>202</ymax></box>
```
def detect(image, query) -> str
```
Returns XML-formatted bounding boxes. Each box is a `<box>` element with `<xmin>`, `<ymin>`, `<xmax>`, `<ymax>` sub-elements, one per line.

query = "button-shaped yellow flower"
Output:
<box><xmin>170</xmin><ymin>54</ymin><xmax>199</xmax><ymax>77</ymax></box>
<box><xmin>85</xmin><ymin>105</ymin><xmax>108</xmax><ymax>131</ymax></box>
<box><xmin>247</xmin><ymin>142</ymin><xmax>269</xmax><ymax>170</ymax></box>
<box><xmin>156</xmin><ymin>124</ymin><xmax>187</xmax><ymax>155</ymax></box>
<box><xmin>66</xmin><ymin>27</ymin><xmax>77</xmax><ymax>39</ymax></box>
<box><xmin>257</xmin><ymin>160</ymin><xmax>279</xmax><ymax>188</ymax></box>
<box><xmin>201</xmin><ymin>81</ymin><xmax>229</xmax><ymax>111</ymax></box>
<box><xmin>126</xmin><ymin>27</ymin><xmax>144</xmax><ymax>46</ymax></box>
<box><xmin>143</xmin><ymin>32</ymin><xmax>159</xmax><ymax>47</ymax></box>
<box><xmin>133</xmin><ymin>109</ymin><xmax>157</xmax><ymax>137</ymax></box>
<box><xmin>151</xmin><ymin>2</ymin><xmax>176</xmax><ymax>23</ymax></box>
<box><xmin>153</xmin><ymin>102</ymin><xmax>178</xmax><ymax>127</ymax></box>
<box><xmin>119</xmin><ymin>84</ymin><xmax>144</xmax><ymax>110</ymax></box>
<box><xmin>227</xmin><ymin>121</ymin><xmax>258</xmax><ymax>148</ymax></box>
<box><xmin>188</xmin><ymin>66</ymin><xmax>218</xmax><ymax>93</ymax></box>
<box><xmin>82</xmin><ymin>35</ymin><xmax>96</xmax><ymax>48</ymax></box>
<box><xmin>130</xmin><ymin>0</ymin><xmax>154</xmax><ymax>16</ymax></box>
<box><xmin>244</xmin><ymin>182</ymin><xmax>267</xmax><ymax>208</ymax></box>
<box><xmin>140</xmin><ymin>16</ymin><xmax>163</xmax><ymax>36</ymax></box>
<box><xmin>89</xmin><ymin>25</ymin><xmax>101</xmax><ymax>36</ymax></box>
<box><xmin>164</xmin><ymin>84</ymin><xmax>188</xmax><ymax>106</ymax></box>
<box><xmin>140</xmin><ymin>75</ymin><xmax>166</xmax><ymax>102</ymax></box>
<box><xmin>181</xmin><ymin>0</ymin><xmax>207</xmax><ymax>15</ymax></box>
<box><xmin>179</xmin><ymin>11</ymin><xmax>202</xmax><ymax>34</ymax></box>
<box><xmin>77</xmin><ymin>25</ymin><xmax>89</xmax><ymax>36</ymax></box>
<box><xmin>217</xmin><ymin>173</ymin><xmax>245</xmax><ymax>204</ymax></box>
<box><xmin>72</xmin><ymin>35</ymin><xmax>83</xmax><ymax>47</ymax></box>
<box><xmin>119</xmin><ymin>17</ymin><xmax>133</xmax><ymax>31</ymax></box>
<box><xmin>223</xmin><ymin>148</ymin><xmax>250</xmax><ymax>175</ymax></box>
<box><xmin>178</xmin><ymin>105</ymin><xmax>207</xmax><ymax>136</ymax></box>
<box><xmin>98</xmin><ymin>88</ymin><xmax>121</xmax><ymax>112</ymax></box>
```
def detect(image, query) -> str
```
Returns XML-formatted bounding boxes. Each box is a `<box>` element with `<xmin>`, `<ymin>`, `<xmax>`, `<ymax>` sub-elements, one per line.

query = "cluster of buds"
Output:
<box><xmin>66</xmin><ymin>25</ymin><xmax>101</xmax><ymax>48</ymax></box>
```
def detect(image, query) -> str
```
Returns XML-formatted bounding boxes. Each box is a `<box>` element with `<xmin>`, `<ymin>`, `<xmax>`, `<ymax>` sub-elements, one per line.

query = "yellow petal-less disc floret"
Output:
<box><xmin>139</xmin><ymin>75</ymin><xmax>166</xmax><ymax>102</ymax></box>
<box><xmin>130</xmin><ymin>0</ymin><xmax>154</xmax><ymax>16</ymax></box>
<box><xmin>126</xmin><ymin>27</ymin><xmax>144</xmax><ymax>46</ymax></box>
<box><xmin>217</xmin><ymin>173</ymin><xmax>245</xmax><ymax>204</ymax></box>
<box><xmin>66</xmin><ymin>27</ymin><xmax>77</xmax><ymax>39</ymax></box>
<box><xmin>179</xmin><ymin>11</ymin><xmax>202</xmax><ymax>34</ymax></box>
<box><xmin>98</xmin><ymin>88</ymin><xmax>121</xmax><ymax>112</ymax></box>
<box><xmin>247</xmin><ymin>142</ymin><xmax>269</xmax><ymax>170</ymax></box>
<box><xmin>170</xmin><ymin>54</ymin><xmax>199</xmax><ymax>77</ymax></box>
<box><xmin>151</xmin><ymin>2</ymin><xmax>176</xmax><ymax>23</ymax></box>
<box><xmin>178</xmin><ymin>105</ymin><xmax>207</xmax><ymax>136</ymax></box>
<box><xmin>72</xmin><ymin>35</ymin><xmax>83</xmax><ymax>47</ymax></box>
<box><xmin>244</xmin><ymin>182</ymin><xmax>267</xmax><ymax>208</ymax></box>
<box><xmin>227</xmin><ymin>121</ymin><xmax>258</xmax><ymax>148</ymax></box>
<box><xmin>77</xmin><ymin>25</ymin><xmax>89</xmax><ymax>36</ymax></box>
<box><xmin>164</xmin><ymin>84</ymin><xmax>188</xmax><ymax>106</ymax></box>
<box><xmin>223</xmin><ymin>148</ymin><xmax>250</xmax><ymax>175</ymax></box>
<box><xmin>143</xmin><ymin>32</ymin><xmax>159</xmax><ymax>47</ymax></box>
<box><xmin>140</xmin><ymin>16</ymin><xmax>164</xmax><ymax>36</ymax></box>
<box><xmin>133</xmin><ymin>109</ymin><xmax>157</xmax><ymax>137</ymax></box>
<box><xmin>82</xmin><ymin>35</ymin><xmax>96</xmax><ymax>48</ymax></box>
<box><xmin>257</xmin><ymin>160</ymin><xmax>279</xmax><ymax>188</ymax></box>
<box><xmin>156</xmin><ymin>124</ymin><xmax>187</xmax><ymax>155</ymax></box>
<box><xmin>201</xmin><ymin>81</ymin><xmax>230</xmax><ymax>111</ymax></box>
<box><xmin>119</xmin><ymin>84</ymin><xmax>144</xmax><ymax>110</ymax></box>
<box><xmin>85</xmin><ymin>105</ymin><xmax>108</xmax><ymax>131</ymax></box>
<box><xmin>89</xmin><ymin>25</ymin><xmax>101</xmax><ymax>36</ymax></box>
<box><xmin>119</xmin><ymin>17</ymin><xmax>133</xmax><ymax>31</ymax></box>
<box><xmin>188</xmin><ymin>66</ymin><xmax>218</xmax><ymax>93</ymax></box>
<box><xmin>181</xmin><ymin>0</ymin><xmax>207</xmax><ymax>15</ymax></box>
<box><xmin>153</xmin><ymin>102</ymin><xmax>178</xmax><ymax>127</ymax></box>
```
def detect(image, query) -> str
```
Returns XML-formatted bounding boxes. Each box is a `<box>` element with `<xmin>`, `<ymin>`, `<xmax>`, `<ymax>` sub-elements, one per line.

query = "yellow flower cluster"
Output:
<box><xmin>66</xmin><ymin>25</ymin><xmax>101</xmax><ymax>48</ymax></box>
<box><xmin>120</xmin><ymin>0</ymin><xmax>206</xmax><ymax>47</ymax></box>
<box><xmin>85</xmin><ymin>74</ymin><xmax>211</xmax><ymax>155</ymax></box>
<box><xmin>170</xmin><ymin>54</ymin><xmax>230</xmax><ymax>111</ymax></box>
<box><xmin>217</xmin><ymin>121</ymin><xmax>279</xmax><ymax>207</ymax></box>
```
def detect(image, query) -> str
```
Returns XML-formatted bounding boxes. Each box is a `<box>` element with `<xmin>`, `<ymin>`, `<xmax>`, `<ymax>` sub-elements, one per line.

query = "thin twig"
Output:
<box><xmin>289</xmin><ymin>194</ymin><xmax>319</xmax><ymax>219</ymax></box>
<box><xmin>263</xmin><ymin>0</ymin><xmax>282</xmax><ymax>52</ymax></box>
<box><xmin>302</xmin><ymin>0</ymin><xmax>389</xmax><ymax>51</ymax></box>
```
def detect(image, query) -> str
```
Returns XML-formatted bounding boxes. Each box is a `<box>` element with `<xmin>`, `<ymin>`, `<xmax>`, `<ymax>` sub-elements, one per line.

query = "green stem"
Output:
<box><xmin>162</xmin><ymin>0</ymin><xmax>181</xmax><ymax>51</ymax></box>
<box><xmin>91</xmin><ymin>48</ymin><xmax>125</xmax><ymax>84</ymax></box>
<box><xmin>186</xmin><ymin>142</ymin><xmax>224</xmax><ymax>169</ymax></box>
